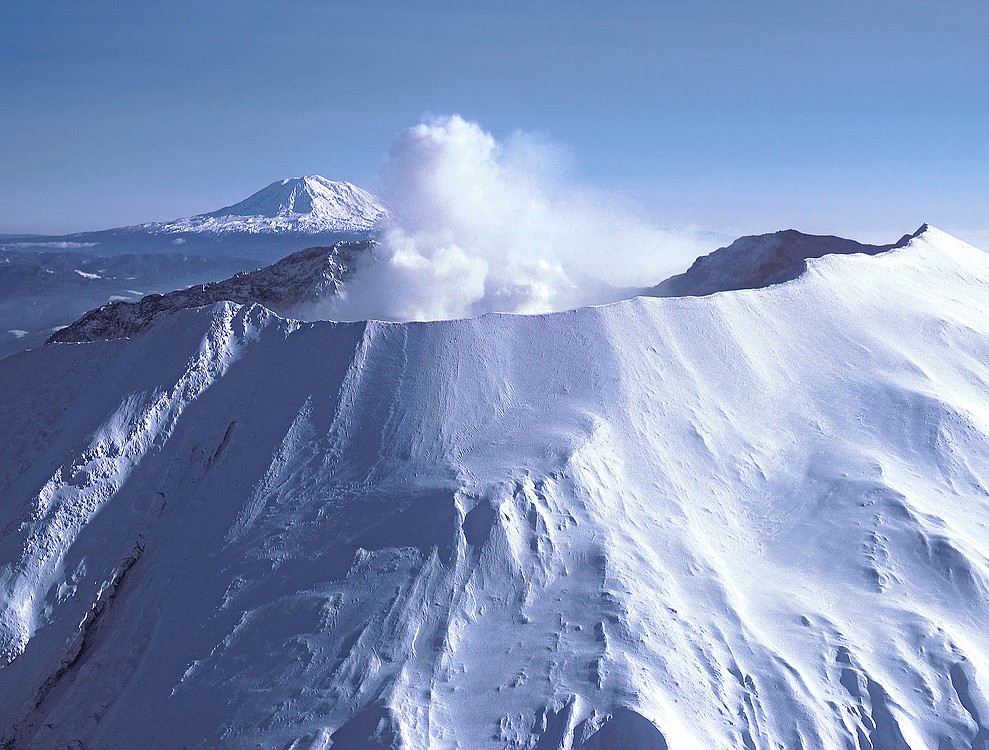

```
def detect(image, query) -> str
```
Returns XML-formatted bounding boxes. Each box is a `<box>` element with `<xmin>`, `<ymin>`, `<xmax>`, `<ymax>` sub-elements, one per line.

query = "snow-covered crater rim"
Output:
<box><xmin>291</xmin><ymin>223</ymin><xmax>967</xmax><ymax>325</ymax></box>
<box><xmin>45</xmin><ymin>224</ymin><xmax>980</xmax><ymax>344</ymax></box>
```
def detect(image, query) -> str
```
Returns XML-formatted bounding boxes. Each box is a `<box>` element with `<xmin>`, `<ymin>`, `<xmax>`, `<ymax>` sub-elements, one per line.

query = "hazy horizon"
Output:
<box><xmin>2</xmin><ymin>1</ymin><xmax>987</xmax><ymax>248</ymax></box>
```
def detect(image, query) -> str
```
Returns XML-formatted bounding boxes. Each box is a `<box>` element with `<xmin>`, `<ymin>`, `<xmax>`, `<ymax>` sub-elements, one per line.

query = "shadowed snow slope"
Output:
<box><xmin>2</xmin><ymin>227</ymin><xmax>989</xmax><ymax>748</ymax></box>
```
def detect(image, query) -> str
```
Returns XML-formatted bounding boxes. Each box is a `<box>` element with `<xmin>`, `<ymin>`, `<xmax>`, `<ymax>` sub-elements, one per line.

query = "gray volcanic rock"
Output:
<box><xmin>647</xmin><ymin>226</ymin><xmax>923</xmax><ymax>298</ymax></box>
<box><xmin>0</xmin><ymin>249</ymin><xmax>254</xmax><ymax>359</ymax></box>
<box><xmin>49</xmin><ymin>241</ymin><xmax>371</xmax><ymax>344</ymax></box>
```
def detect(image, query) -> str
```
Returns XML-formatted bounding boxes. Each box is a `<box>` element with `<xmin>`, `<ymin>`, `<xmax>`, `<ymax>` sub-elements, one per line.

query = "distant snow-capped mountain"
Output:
<box><xmin>139</xmin><ymin>176</ymin><xmax>387</xmax><ymax>235</ymax></box>
<box><xmin>1</xmin><ymin>176</ymin><xmax>387</xmax><ymax>262</ymax></box>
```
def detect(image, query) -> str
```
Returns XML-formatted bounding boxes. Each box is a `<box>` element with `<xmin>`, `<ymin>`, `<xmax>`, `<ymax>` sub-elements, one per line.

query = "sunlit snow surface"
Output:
<box><xmin>142</xmin><ymin>176</ymin><xmax>387</xmax><ymax>235</ymax></box>
<box><xmin>1</xmin><ymin>228</ymin><xmax>989</xmax><ymax>748</ymax></box>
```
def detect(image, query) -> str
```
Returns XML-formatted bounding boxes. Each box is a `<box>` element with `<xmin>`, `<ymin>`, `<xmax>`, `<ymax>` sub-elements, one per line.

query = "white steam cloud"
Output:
<box><xmin>324</xmin><ymin>116</ymin><xmax>721</xmax><ymax>321</ymax></box>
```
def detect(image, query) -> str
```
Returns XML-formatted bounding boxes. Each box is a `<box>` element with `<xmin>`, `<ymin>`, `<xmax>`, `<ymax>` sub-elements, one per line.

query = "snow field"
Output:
<box><xmin>0</xmin><ymin>228</ymin><xmax>987</xmax><ymax>747</ymax></box>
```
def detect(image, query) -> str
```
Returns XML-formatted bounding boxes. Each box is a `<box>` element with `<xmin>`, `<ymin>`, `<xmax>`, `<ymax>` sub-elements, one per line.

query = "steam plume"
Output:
<box><xmin>323</xmin><ymin>116</ymin><xmax>721</xmax><ymax>321</ymax></box>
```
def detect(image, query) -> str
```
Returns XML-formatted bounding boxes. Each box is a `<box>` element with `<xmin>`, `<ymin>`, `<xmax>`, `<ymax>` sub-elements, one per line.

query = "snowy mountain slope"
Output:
<box><xmin>48</xmin><ymin>241</ymin><xmax>371</xmax><ymax>344</ymax></box>
<box><xmin>140</xmin><ymin>176</ymin><xmax>387</xmax><ymax>235</ymax></box>
<box><xmin>647</xmin><ymin>227</ymin><xmax>918</xmax><ymax>297</ymax></box>
<box><xmin>1</xmin><ymin>228</ymin><xmax>989</xmax><ymax>748</ymax></box>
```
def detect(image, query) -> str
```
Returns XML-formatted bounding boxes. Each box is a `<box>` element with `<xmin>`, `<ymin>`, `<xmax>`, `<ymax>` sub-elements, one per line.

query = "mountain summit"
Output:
<box><xmin>144</xmin><ymin>176</ymin><xmax>387</xmax><ymax>235</ymax></box>
<box><xmin>1</xmin><ymin>176</ymin><xmax>388</xmax><ymax>263</ymax></box>
<box><xmin>4</xmin><ymin>227</ymin><xmax>989</xmax><ymax>748</ymax></box>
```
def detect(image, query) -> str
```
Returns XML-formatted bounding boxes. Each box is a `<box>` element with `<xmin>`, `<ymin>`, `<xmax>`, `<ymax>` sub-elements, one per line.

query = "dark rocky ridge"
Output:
<box><xmin>47</xmin><ymin>227</ymin><xmax>932</xmax><ymax>347</ymax></box>
<box><xmin>49</xmin><ymin>241</ymin><xmax>371</xmax><ymax>344</ymax></box>
<box><xmin>646</xmin><ymin>225</ymin><xmax>925</xmax><ymax>298</ymax></box>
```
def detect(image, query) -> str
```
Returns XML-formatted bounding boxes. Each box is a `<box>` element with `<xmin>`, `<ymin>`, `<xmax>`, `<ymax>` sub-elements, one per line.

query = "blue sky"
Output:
<box><xmin>1</xmin><ymin>0</ymin><xmax>987</xmax><ymax>245</ymax></box>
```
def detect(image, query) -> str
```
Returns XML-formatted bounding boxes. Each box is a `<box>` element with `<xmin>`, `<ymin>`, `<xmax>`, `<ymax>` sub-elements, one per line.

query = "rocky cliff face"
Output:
<box><xmin>48</xmin><ymin>241</ymin><xmax>371</xmax><ymax>344</ymax></box>
<box><xmin>647</xmin><ymin>226</ymin><xmax>920</xmax><ymax>297</ymax></box>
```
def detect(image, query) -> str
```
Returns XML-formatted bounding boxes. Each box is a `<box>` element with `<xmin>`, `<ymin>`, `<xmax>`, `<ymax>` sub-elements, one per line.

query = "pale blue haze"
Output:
<box><xmin>1</xmin><ymin>0</ymin><xmax>987</xmax><ymax>245</ymax></box>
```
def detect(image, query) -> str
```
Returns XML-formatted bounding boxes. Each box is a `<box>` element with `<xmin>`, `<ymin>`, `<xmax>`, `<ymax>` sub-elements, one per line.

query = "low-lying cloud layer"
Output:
<box><xmin>324</xmin><ymin>116</ymin><xmax>722</xmax><ymax>321</ymax></box>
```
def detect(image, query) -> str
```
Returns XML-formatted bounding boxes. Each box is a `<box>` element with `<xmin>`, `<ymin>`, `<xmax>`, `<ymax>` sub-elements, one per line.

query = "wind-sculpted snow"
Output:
<box><xmin>48</xmin><ymin>241</ymin><xmax>370</xmax><ymax>344</ymax></box>
<box><xmin>1</xmin><ymin>227</ymin><xmax>989</xmax><ymax>748</ymax></box>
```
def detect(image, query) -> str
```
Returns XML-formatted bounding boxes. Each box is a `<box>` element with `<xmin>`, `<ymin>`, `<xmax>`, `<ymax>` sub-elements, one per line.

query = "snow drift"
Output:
<box><xmin>1</xmin><ymin>227</ymin><xmax>989</xmax><ymax>749</ymax></box>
